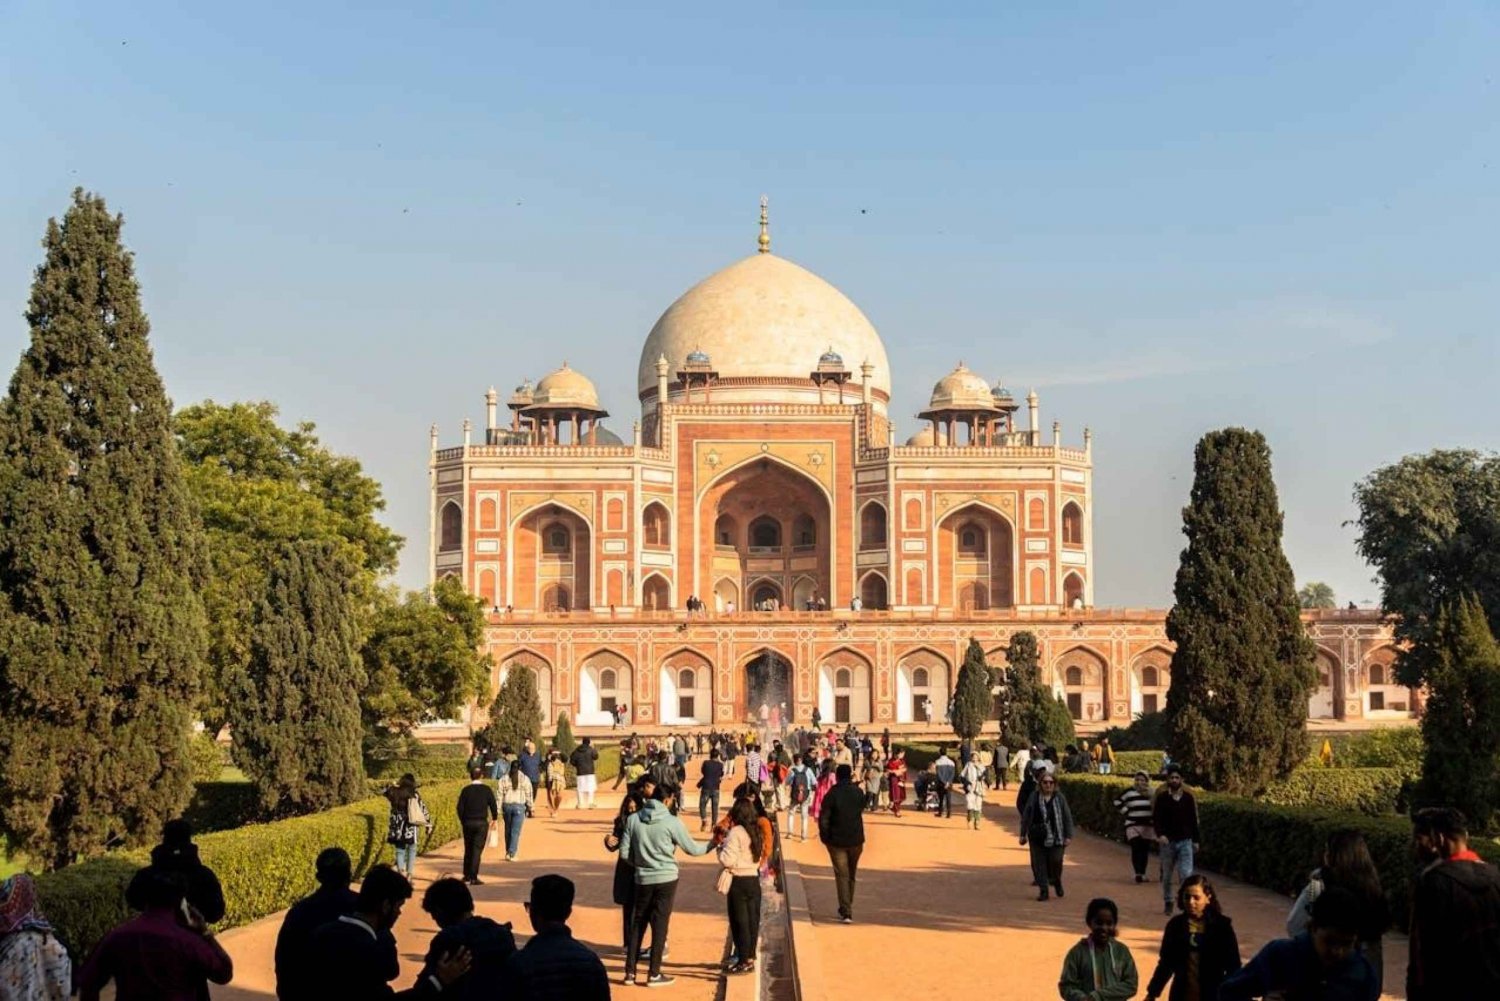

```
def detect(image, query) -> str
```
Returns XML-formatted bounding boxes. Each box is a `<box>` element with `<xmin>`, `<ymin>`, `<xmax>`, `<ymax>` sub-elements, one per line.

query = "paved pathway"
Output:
<box><xmin>783</xmin><ymin>786</ymin><xmax>1409</xmax><ymax>1000</ymax></box>
<box><xmin>210</xmin><ymin>800</ymin><xmax>728</xmax><ymax>1000</ymax></box>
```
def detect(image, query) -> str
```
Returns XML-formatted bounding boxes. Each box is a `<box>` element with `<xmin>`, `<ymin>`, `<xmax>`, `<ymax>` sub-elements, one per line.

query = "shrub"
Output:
<box><xmin>1322</xmin><ymin>728</ymin><xmax>1424</xmax><ymax>778</ymax></box>
<box><xmin>1262</xmin><ymin>767</ymin><xmax>1405</xmax><ymax>816</ymax></box>
<box><xmin>188</xmin><ymin>734</ymin><xmax>227</xmax><ymax>785</ymax></box>
<box><xmin>553</xmin><ymin>713</ymin><xmax>576</xmax><ymax>757</ymax></box>
<box><xmin>181</xmin><ymin>782</ymin><xmax>262</xmax><ymax>833</ymax></box>
<box><xmin>895</xmin><ymin>743</ymin><xmax>941</xmax><ymax>772</ymax></box>
<box><xmin>35</xmin><ymin>779</ymin><xmax>468</xmax><ymax>964</ymax></box>
<box><xmin>1102</xmin><ymin>712</ymin><xmax>1170</xmax><ymax>752</ymax></box>
<box><xmin>1057</xmin><ymin>773</ymin><xmax>1500</xmax><ymax>932</ymax></box>
<box><xmin>366</xmin><ymin>757</ymin><xmax>470</xmax><ymax>782</ymax></box>
<box><xmin>1112</xmin><ymin>751</ymin><xmax>1167</xmax><ymax>777</ymax></box>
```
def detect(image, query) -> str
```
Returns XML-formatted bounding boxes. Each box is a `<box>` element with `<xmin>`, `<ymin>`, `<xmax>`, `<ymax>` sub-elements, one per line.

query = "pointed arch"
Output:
<box><xmin>493</xmin><ymin>648</ymin><xmax>555</xmax><ymax>727</ymax></box>
<box><xmin>477</xmin><ymin>497</ymin><xmax>498</xmax><ymax>531</ymax></box>
<box><xmin>1063</xmin><ymin>572</ymin><xmax>1085</xmax><ymax>609</ymax></box>
<box><xmin>439</xmin><ymin>500</ymin><xmax>462</xmax><ymax>551</ymax></box>
<box><xmin>818</xmin><ymin>647</ymin><xmax>873</xmax><ymax>724</ymax></box>
<box><xmin>697</xmin><ymin>451</ymin><xmax>835</xmax><ymax>508</ymax></box>
<box><xmin>641</xmin><ymin>572</ymin><xmax>671</xmax><ymax>611</ymax></box>
<box><xmin>1061</xmin><ymin>501</ymin><xmax>1084</xmax><ymax>546</ymax></box>
<box><xmin>642</xmin><ymin>501</ymin><xmax>671</xmax><ymax>549</ymax></box>
<box><xmin>896</xmin><ymin>646</ymin><xmax>952</xmax><ymax>723</ymax></box>
<box><xmin>858</xmin><ymin>500</ymin><xmax>888</xmax><ymax>550</ymax></box>
<box><xmin>858</xmin><ymin>570</ymin><xmax>888</xmax><ymax>610</ymax></box>
<box><xmin>937</xmin><ymin>501</ymin><xmax>1016</xmax><ymax>610</ymax></box>
<box><xmin>1052</xmin><ymin>645</ymin><xmax>1108</xmax><ymax>723</ymax></box>
<box><xmin>1129</xmin><ymin>645</ymin><xmax>1173</xmax><ymax>716</ymax></box>
<box><xmin>577</xmin><ymin>648</ymin><xmax>634</xmax><ymax>726</ymax></box>
<box><xmin>658</xmin><ymin>647</ymin><xmax>713</xmax><ymax>725</ymax></box>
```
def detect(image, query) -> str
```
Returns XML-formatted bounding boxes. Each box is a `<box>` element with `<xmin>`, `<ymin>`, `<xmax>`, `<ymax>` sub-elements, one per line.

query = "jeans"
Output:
<box><xmin>827</xmin><ymin>844</ymin><xmax>863</xmax><ymax>919</ymax></box>
<box><xmin>788</xmin><ymin>799</ymin><xmax>811</xmax><ymax>839</ymax></box>
<box><xmin>1129</xmin><ymin>836</ymin><xmax>1155</xmax><ymax>877</ymax></box>
<box><xmin>392</xmin><ymin>841</ymin><xmax>416</xmax><ymax>877</ymax></box>
<box><xmin>461</xmin><ymin>821</ymin><xmax>489</xmax><ymax>881</ymax></box>
<box><xmin>1028</xmin><ymin>841</ymin><xmax>1066</xmax><ymax>893</ymax></box>
<box><xmin>933</xmin><ymin>780</ymin><xmax>951</xmax><ymax>817</ymax></box>
<box><xmin>1098</xmin><ymin>762</ymin><xmax>1112</xmax><ymax>775</ymax></box>
<box><xmin>699</xmin><ymin>788</ymin><xmax>721</xmax><ymax>826</ymax></box>
<box><xmin>502</xmin><ymin>802</ymin><xmax>526</xmax><ymax>857</ymax></box>
<box><xmin>1161</xmin><ymin>839</ymin><xmax>1195</xmax><ymax>903</ymax></box>
<box><xmin>626</xmin><ymin>879</ymin><xmax>678</xmax><ymax>978</ymax></box>
<box><xmin>727</xmin><ymin>875</ymin><xmax>761</xmax><ymax>962</ymax></box>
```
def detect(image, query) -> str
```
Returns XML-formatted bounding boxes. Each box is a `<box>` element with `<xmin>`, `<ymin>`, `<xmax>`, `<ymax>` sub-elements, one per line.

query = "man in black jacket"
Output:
<box><xmin>570</xmin><ymin>738</ymin><xmax>599</xmax><ymax>809</ymax></box>
<box><xmin>310</xmin><ymin>865</ymin><xmax>470</xmax><ymax>999</ymax></box>
<box><xmin>275</xmin><ymin>847</ymin><xmax>358</xmax><ymax>1001</ymax></box>
<box><xmin>420</xmin><ymin>877</ymin><xmax>517</xmax><ymax>1000</ymax></box>
<box><xmin>1153</xmin><ymin>766</ymin><xmax>1201</xmax><ymax>915</ymax></box>
<box><xmin>1407</xmin><ymin>807</ymin><xmax>1500</xmax><ymax>1000</ymax></box>
<box><xmin>818</xmin><ymin>763</ymin><xmax>866</xmax><ymax>923</ymax></box>
<box><xmin>125</xmin><ymin>819</ymin><xmax>226</xmax><ymax>924</ymax></box>
<box><xmin>456</xmin><ymin>768</ymin><xmax>499</xmax><ymax>885</ymax></box>
<box><xmin>502</xmin><ymin>874</ymin><xmax>609</xmax><ymax>1001</ymax></box>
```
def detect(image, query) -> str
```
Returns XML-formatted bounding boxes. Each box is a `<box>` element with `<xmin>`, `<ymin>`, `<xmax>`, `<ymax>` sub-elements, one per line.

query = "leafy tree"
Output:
<box><xmin>0</xmin><ymin>190</ymin><xmax>208</xmax><ymax>868</ymax></box>
<box><xmin>477</xmin><ymin>663</ymin><xmax>544</xmax><ymax>755</ymax></box>
<box><xmin>175</xmin><ymin>400</ymin><xmax>402</xmax><ymax>735</ymax></box>
<box><xmin>1353</xmin><ymin>450</ymin><xmax>1500</xmax><ymax>687</ymax></box>
<box><xmin>553</xmin><ymin>712</ymin><xmax>576</xmax><ymax>756</ymax></box>
<box><xmin>951</xmin><ymin>638</ymin><xmax>994</xmax><ymax>741</ymax></box>
<box><xmin>1298</xmin><ymin>581</ymin><xmax>1337</xmax><ymax>609</ymax></box>
<box><xmin>227</xmin><ymin>540</ymin><xmax>366</xmax><ymax>815</ymax></box>
<box><xmin>1416</xmin><ymin>596</ymin><xmax>1500</xmax><ymax>829</ymax></box>
<box><xmin>1166</xmin><ymin>428</ymin><xmax>1315</xmax><ymax>795</ymax></box>
<box><xmin>1001</xmin><ymin>631</ymin><xmax>1075</xmax><ymax>749</ymax></box>
<box><xmin>361</xmin><ymin>576</ymin><xmax>491</xmax><ymax>760</ymax></box>
<box><xmin>1102</xmin><ymin>711</ymin><xmax>1170</xmax><ymax>751</ymax></box>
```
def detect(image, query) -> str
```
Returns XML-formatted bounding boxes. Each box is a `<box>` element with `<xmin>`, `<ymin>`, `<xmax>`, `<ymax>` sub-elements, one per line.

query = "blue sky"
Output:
<box><xmin>2</xmin><ymin>2</ymin><xmax>1496</xmax><ymax>605</ymax></box>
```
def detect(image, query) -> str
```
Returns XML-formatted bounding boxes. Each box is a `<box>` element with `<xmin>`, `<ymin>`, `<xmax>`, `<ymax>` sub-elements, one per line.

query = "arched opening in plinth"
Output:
<box><xmin>744</xmin><ymin>649</ymin><xmax>793</xmax><ymax>722</ymax></box>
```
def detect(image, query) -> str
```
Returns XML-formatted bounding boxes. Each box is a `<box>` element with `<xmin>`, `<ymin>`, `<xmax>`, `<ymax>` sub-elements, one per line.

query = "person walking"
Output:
<box><xmin>1058</xmin><ymin>897</ymin><xmax>1138</xmax><ymax>1001</ymax></box>
<box><xmin>605</xmin><ymin>790</ymin><xmax>658</xmax><ymax>964</ymax></box>
<box><xmin>457</xmin><ymin>767</ymin><xmax>499</xmax><ymax>885</ymax></box>
<box><xmin>1406</xmin><ymin>806</ymin><xmax>1500</xmax><ymax>1000</ymax></box>
<box><xmin>500</xmin><ymin>875</ymin><xmax>610</xmax><ymax>1001</ymax></box>
<box><xmin>960</xmin><ymin>754</ymin><xmax>986</xmax><ymax>830</ymax></box>
<box><xmin>992</xmin><ymin>742</ymin><xmax>1010</xmax><ymax>790</ymax></box>
<box><xmin>1096</xmin><ymin>737</ymin><xmax>1116</xmax><ymax>775</ymax></box>
<box><xmin>384</xmin><ymin>774</ymin><xmax>428</xmax><ymax>881</ymax></box>
<box><xmin>932</xmin><ymin>747</ymin><xmax>957</xmax><ymax>819</ymax></box>
<box><xmin>275</xmin><ymin>848</ymin><xmax>358</xmax><ymax>1001</ymax></box>
<box><xmin>124</xmin><ymin>819</ymin><xmax>227</xmax><ymax>926</ymax></box>
<box><xmin>77</xmin><ymin>868</ymin><xmax>233</xmax><ymax>1001</ymax></box>
<box><xmin>0</xmin><ymin>874</ymin><xmax>70</xmax><ymax>1001</ymax></box>
<box><xmin>886</xmin><ymin>750</ymin><xmax>908</xmax><ymax>817</ymax></box>
<box><xmin>499</xmin><ymin>760</ymin><xmax>534</xmax><ymax>862</ymax></box>
<box><xmin>818</xmin><ymin>763</ymin><xmax>866</xmax><ymax>924</ymax></box>
<box><xmin>787</xmin><ymin>753</ymin><xmax>815</xmax><ymax>839</ymax></box>
<box><xmin>544</xmin><ymin>750</ymin><xmax>566</xmax><ymax>816</ymax></box>
<box><xmin>1144</xmin><ymin>874</ymin><xmax>1241</xmax><ymax>1001</ymax></box>
<box><xmin>1221</xmin><ymin>887</ymin><xmax>1378</xmax><ymax>1001</ymax></box>
<box><xmin>1286</xmin><ymin>829</ymin><xmax>1388</xmax><ymax>990</ymax></box>
<box><xmin>861</xmin><ymin>754</ymin><xmax>883</xmax><ymax>812</ymax></box>
<box><xmin>570</xmin><ymin>738</ymin><xmax>599</xmax><ymax>809</ymax></box>
<box><xmin>619</xmin><ymin>786</ymin><xmax>711</xmax><ymax>987</ymax></box>
<box><xmin>716</xmin><ymin>800</ymin><xmax>764</xmax><ymax>976</ymax></box>
<box><xmin>516</xmin><ymin>740</ymin><xmax>542</xmax><ymax>818</ymax></box>
<box><xmin>418</xmin><ymin>877</ymin><xmax>517</xmax><ymax>1000</ymax></box>
<box><xmin>697</xmin><ymin>748</ymin><xmax>725</xmax><ymax>833</ymax></box>
<box><xmin>1114</xmin><ymin>771</ymin><xmax>1158</xmax><ymax>884</ymax></box>
<box><xmin>810</xmin><ymin>758</ymin><xmax>836</xmax><ymax>821</ymax></box>
<box><xmin>1153</xmin><ymin>765</ymin><xmax>1200</xmax><ymax>916</ymax></box>
<box><xmin>1019</xmin><ymin>771</ymin><xmax>1073</xmax><ymax>901</ymax></box>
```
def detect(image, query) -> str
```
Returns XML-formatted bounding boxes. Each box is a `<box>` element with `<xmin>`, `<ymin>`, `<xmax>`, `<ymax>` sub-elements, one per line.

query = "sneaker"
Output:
<box><xmin>1036</xmin><ymin>891</ymin><xmax>1049</xmax><ymax>901</ymax></box>
<box><xmin>1135</xmin><ymin>874</ymin><xmax>1145</xmax><ymax>883</ymax></box>
<box><xmin>840</xmin><ymin>915</ymin><xmax>853</xmax><ymax>924</ymax></box>
<box><xmin>622</xmin><ymin>975</ymin><xmax>637</xmax><ymax>987</ymax></box>
<box><xmin>645</xmin><ymin>974</ymin><xmax>675</xmax><ymax>988</ymax></box>
<box><xmin>505</xmin><ymin>854</ymin><xmax>515</xmax><ymax>862</ymax></box>
<box><xmin>1054</xmin><ymin>882</ymin><xmax>1064</xmax><ymax>898</ymax></box>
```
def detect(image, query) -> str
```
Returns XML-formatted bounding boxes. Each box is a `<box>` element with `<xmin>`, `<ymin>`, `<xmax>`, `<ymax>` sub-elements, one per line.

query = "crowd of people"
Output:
<box><xmin>5</xmin><ymin>725</ymin><xmax>1500</xmax><ymax>1001</ymax></box>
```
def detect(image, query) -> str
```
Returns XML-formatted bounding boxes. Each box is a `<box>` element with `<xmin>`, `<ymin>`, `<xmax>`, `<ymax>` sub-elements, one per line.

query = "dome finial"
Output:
<box><xmin>758</xmin><ymin>194</ymin><xmax>770</xmax><ymax>254</ymax></box>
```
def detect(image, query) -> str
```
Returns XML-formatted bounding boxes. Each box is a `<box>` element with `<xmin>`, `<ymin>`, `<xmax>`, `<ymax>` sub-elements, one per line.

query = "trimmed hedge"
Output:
<box><xmin>366</xmin><ymin>757</ymin><xmax>471</xmax><ymax>781</ymax></box>
<box><xmin>1262</xmin><ymin>767</ymin><xmax>1405</xmax><ymax>816</ymax></box>
<box><xmin>1058</xmin><ymin>774</ymin><xmax>1500</xmax><ymax>932</ymax></box>
<box><xmin>181</xmin><ymin>782</ymin><xmax>262</xmax><ymax>834</ymax></box>
<box><xmin>1111</xmin><ymin>751</ymin><xmax>1165</xmax><ymax>776</ymax></box>
<box><xmin>35</xmin><ymin>780</ymin><xmax>468</xmax><ymax>963</ymax></box>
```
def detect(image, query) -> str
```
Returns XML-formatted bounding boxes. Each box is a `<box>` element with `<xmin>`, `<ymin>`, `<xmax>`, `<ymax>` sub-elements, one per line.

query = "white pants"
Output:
<box><xmin>576</xmin><ymin>774</ymin><xmax>597</xmax><ymax>808</ymax></box>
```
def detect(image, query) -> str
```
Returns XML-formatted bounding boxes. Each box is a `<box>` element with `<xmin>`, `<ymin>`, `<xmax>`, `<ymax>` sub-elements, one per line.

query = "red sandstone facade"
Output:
<box><xmin>428</xmin><ymin>222</ymin><xmax>1409</xmax><ymax>733</ymax></box>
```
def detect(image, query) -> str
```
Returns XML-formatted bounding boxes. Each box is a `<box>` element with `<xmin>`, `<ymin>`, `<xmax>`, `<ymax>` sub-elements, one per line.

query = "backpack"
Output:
<box><xmin>789</xmin><ymin>768</ymin><xmax>810</xmax><ymax>805</ymax></box>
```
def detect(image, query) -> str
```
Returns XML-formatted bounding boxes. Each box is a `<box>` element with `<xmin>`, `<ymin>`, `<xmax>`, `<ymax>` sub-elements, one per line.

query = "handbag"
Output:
<box><xmin>487</xmin><ymin>826</ymin><xmax>499</xmax><ymax>848</ymax></box>
<box><xmin>406</xmin><ymin>795</ymin><xmax>429</xmax><ymax>828</ymax></box>
<box><xmin>715</xmin><ymin>868</ymin><xmax>734</xmax><ymax>895</ymax></box>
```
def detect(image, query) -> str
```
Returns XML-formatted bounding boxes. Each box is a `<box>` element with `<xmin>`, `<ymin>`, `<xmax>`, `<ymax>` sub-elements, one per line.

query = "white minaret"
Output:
<box><xmin>462</xmin><ymin>417</ymin><xmax>472</xmax><ymax>447</ymax></box>
<box><xmin>656</xmin><ymin>353</ymin><xmax>670</xmax><ymax>408</ymax></box>
<box><xmin>1027</xmin><ymin>388</ymin><xmax>1040</xmax><ymax>445</ymax></box>
<box><xmin>484</xmin><ymin>387</ymin><xmax>498</xmax><ymax>433</ymax></box>
<box><xmin>860</xmin><ymin>359</ymin><xmax>874</xmax><ymax>406</ymax></box>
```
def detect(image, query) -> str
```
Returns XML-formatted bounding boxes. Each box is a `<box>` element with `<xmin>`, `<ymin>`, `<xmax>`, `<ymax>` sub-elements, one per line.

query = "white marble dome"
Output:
<box><xmin>533</xmin><ymin>363</ymin><xmax>601</xmax><ymax>410</ymax></box>
<box><xmin>927</xmin><ymin>362</ymin><xmax>994</xmax><ymax>411</ymax></box>
<box><xmin>637</xmin><ymin>253</ymin><xmax>891</xmax><ymax>407</ymax></box>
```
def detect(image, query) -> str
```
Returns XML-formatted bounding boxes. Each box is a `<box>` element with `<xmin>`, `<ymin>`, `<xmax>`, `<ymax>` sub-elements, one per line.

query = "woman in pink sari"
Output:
<box><xmin>809</xmin><ymin>759</ymin><xmax>837</xmax><ymax>819</ymax></box>
<box><xmin>886</xmin><ymin>750</ymin><xmax>908</xmax><ymax>817</ymax></box>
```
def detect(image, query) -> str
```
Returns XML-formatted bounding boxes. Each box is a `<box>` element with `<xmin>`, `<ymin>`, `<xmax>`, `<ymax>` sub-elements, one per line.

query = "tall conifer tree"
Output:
<box><xmin>478</xmin><ymin>665</ymin><xmax>544</xmax><ymax>755</ymax></box>
<box><xmin>1165</xmin><ymin>428</ymin><xmax>1314</xmax><ymax>794</ymax></box>
<box><xmin>228</xmin><ymin>539</ymin><xmax>366</xmax><ymax>815</ymax></box>
<box><xmin>0</xmin><ymin>190</ymin><xmax>208</xmax><ymax>868</ymax></box>
<box><xmin>951</xmin><ymin>637</ymin><xmax>994</xmax><ymax>741</ymax></box>
<box><xmin>1417</xmin><ymin>596</ymin><xmax>1500</xmax><ymax>829</ymax></box>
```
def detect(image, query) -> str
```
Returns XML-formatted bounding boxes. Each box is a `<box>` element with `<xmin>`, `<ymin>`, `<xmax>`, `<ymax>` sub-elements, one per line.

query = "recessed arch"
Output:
<box><xmin>746</xmin><ymin>576</ymin><xmax>784</xmax><ymax>611</ymax></box>
<box><xmin>477</xmin><ymin>497</ymin><xmax>498</xmax><ymax>531</ymax></box>
<box><xmin>577</xmin><ymin>648</ymin><xmax>633</xmax><ymax>726</ymax></box>
<box><xmin>858</xmin><ymin>500</ymin><xmax>888</xmax><ymax>550</ymax></box>
<box><xmin>1063</xmin><ymin>572</ymin><xmax>1085</xmax><ymax>609</ymax></box>
<box><xmin>741</xmin><ymin>646</ymin><xmax>795</xmax><ymax>720</ymax></box>
<box><xmin>1130</xmin><ymin>646</ymin><xmax>1173</xmax><ymax>717</ymax></box>
<box><xmin>858</xmin><ymin>570</ymin><xmax>888</xmax><ymax>610</ymax></box>
<box><xmin>791</xmin><ymin>575</ymin><xmax>819</xmax><ymax>610</ymax></box>
<box><xmin>714</xmin><ymin>513</ymin><xmax>739</xmax><ymax>548</ymax></box>
<box><xmin>641</xmin><ymin>572</ymin><xmax>671</xmax><ymax>611</ymax></box>
<box><xmin>439</xmin><ymin>500</ymin><xmax>462</xmax><ymax>551</ymax></box>
<box><xmin>507</xmin><ymin>497</ymin><xmax>595</xmax><ymax>532</ymax></box>
<box><xmin>642</xmin><ymin>501</ymin><xmax>671</xmax><ymax>549</ymax></box>
<box><xmin>696</xmin><ymin>451</ymin><xmax>836</xmax><ymax>508</ymax></box>
<box><xmin>713</xmin><ymin>576</ymin><xmax>739</xmax><ymax>613</ymax></box>
<box><xmin>1310</xmin><ymin>645</ymin><xmax>1340</xmax><ymax>720</ymax></box>
<box><xmin>1061</xmin><ymin>501</ymin><xmax>1084</xmax><ymax>546</ymax></box>
<box><xmin>659</xmin><ymin>647</ymin><xmax>712</xmax><ymax>725</ymax></box>
<box><xmin>492</xmin><ymin>649</ymin><xmax>555</xmax><ymax>728</ymax></box>
<box><xmin>896</xmin><ymin>646</ymin><xmax>952</xmax><ymax>723</ymax></box>
<box><xmin>1052</xmin><ymin>644</ymin><xmax>1108</xmax><ymax>723</ymax></box>
<box><xmin>937</xmin><ymin>501</ymin><xmax>1016</xmax><ymax>610</ymax></box>
<box><xmin>818</xmin><ymin>647</ymin><xmax>873</xmax><ymax>725</ymax></box>
<box><xmin>511</xmin><ymin>502</ymin><xmax>592</xmax><ymax>612</ymax></box>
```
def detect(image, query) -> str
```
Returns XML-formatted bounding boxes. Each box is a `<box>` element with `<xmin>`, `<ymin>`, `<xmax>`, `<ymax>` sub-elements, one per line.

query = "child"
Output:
<box><xmin>1059</xmin><ymin>897</ymin><xmax>1139</xmax><ymax>1001</ymax></box>
<box><xmin>1144</xmin><ymin>874</ymin><xmax>1241</xmax><ymax>1001</ymax></box>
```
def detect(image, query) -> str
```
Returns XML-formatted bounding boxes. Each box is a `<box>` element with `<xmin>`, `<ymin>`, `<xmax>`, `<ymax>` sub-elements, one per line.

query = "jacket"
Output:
<box><xmin>569</xmin><ymin>745</ymin><xmax>598</xmax><ymax>777</ymax></box>
<box><xmin>618</xmin><ymin>799</ymin><xmax>710</xmax><ymax>885</ymax></box>
<box><xmin>420</xmin><ymin>915</ymin><xmax>516</xmax><ymax>1001</ymax></box>
<box><xmin>274</xmin><ymin>886</ymin><xmax>358</xmax><ymax>1001</ymax></box>
<box><xmin>308</xmin><ymin>914</ymin><xmax>439</xmax><ymax>1000</ymax></box>
<box><xmin>1407</xmin><ymin>855</ymin><xmax>1500</xmax><ymax>1001</ymax></box>
<box><xmin>77</xmin><ymin>908</ymin><xmax>234</xmax><ymax>1001</ymax></box>
<box><xmin>457</xmin><ymin>782</ymin><xmax>498</xmax><ymax>825</ymax></box>
<box><xmin>515</xmin><ymin>751</ymin><xmax>542</xmax><ymax>783</ymax></box>
<box><xmin>1144</xmin><ymin>912</ymin><xmax>1241</xmax><ymax>1001</ymax></box>
<box><xmin>500</xmin><ymin>925</ymin><xmax>610</xmax><ymax>1001</ymax></box>
<box><xmin>817</xmin><ymin>780</ymin><xmax>866</xmax><ymax>847</ymax></box>
<box><xmin>125</xmin><ymin>842</ymin><xmax>227</xmax><ymax>925</ymax></box>
<box><xmin>1113</xmin><ymin>788</ymin><xmax>1155</xmax><ymax>841</ymax></box>
<box><xmin>1220</xmin><ymin>933</ymin><xmax>1377</xmax><ymax>1001</ymax></box>
<box><xmin>1019</xmin><ymin>791</ymin><xmax>1075</xmax><ymax>846</ymax></box>
<box><xmin>1059</xmin><ymin>937</ymin><xmax>1138</xmax><ymax>1001</ymax></box>
<box><xmin>1152</xmin><ymin>789</ymin><xmax>1200</xmax><ymax>843</ymax></box>
<box><xmin>499</xmin><ymin>773</ymin><xmax>534</xmax><ymax>807</ymax></box>
<box><xmin>717</xmin><ymin>824</ymin><xmax>761</xmax><ymax>877</ymax></box>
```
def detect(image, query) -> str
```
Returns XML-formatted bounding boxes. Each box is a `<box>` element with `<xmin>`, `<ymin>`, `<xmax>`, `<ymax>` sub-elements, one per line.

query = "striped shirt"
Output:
<box><xmin>1114</xmin><ymin>788</ymin><xmax>1155</xmax><ymax>826</ymax></box>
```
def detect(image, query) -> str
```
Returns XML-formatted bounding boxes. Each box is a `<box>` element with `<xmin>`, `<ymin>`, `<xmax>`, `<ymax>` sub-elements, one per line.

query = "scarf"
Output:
<box><xmin>0</xmin><ymin>875</ymin><xmax>51</xmax><ymax>936</ymax></box>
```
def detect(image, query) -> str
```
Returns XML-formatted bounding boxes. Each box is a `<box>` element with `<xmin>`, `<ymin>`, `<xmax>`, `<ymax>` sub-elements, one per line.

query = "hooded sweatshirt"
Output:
<box><xmin>1059</xmin><ymin>936</ymin><xmax>1138</xmax><ymax>1001</ymax></box>
<box><xmin>422</xmin><ymin>915</ymin><xmax>517</xmax><ymax>1001</ymax></box>
<box><xmin>618</xmin><ymin>799</ymin><xmax>710</xmax><ymax>885</ymax></box>
<box><xmin>125</xmin><ymin>842</ymin><xmax>227</xmax><ymax>925</ymax></box>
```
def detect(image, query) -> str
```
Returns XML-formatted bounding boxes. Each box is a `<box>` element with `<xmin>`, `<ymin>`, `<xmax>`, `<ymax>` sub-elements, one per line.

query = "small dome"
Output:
<box><xmin>992</xmin><ymin>384</ymin><xmax>1016</xmax><ymax>404</ymax></box>
<box><xmin>928</xmin><ymin>362</ymin><xmax>994</xmax><ymax>410</ymax></box>
<box><xmin>819</xmin><ymin>347</ymin><xmax>844</xmax><ymax>365</ymax></box>
<box><xmin>532</xmin><ymin>363</ymin><xmax>601</xmax><ymax>410</ymax></box>
<box><xmin>905</xmin><ymin>426</ymin><xmax>949</xmax><ymax>447</ymax></box>
<box><xmin>592</xmin><ymin>424</ymin><xmax>624</xmax><ymax>446</ymax></box>
<box><xmin>685</xmin><ymin>349</ymin><xmax>711</xmax><ymax>365</ymax></box>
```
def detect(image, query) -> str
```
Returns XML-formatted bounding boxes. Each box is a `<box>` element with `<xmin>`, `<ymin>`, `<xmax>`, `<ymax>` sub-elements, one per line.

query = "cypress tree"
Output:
<box><xmin>951</xmin><ymin>638</ymin><xmax>994</xmax><ymax>741</ymax></box>
<box><xmin>227</xmin><ymin>539</ymin><xmax>365</xmax><ymax>815</ymax></box>
<box><xmin>1417</xmin><ymin>596</ymin><xmax>1500</xmax><ymax>829</ymax></box>
<box><xmin>553</xmin><ymin>712</ymin><xmax>576</xmax><ymax>756</ymax></box>
<box><xmin>478</xmin><ymin>664</ymin><xmax>544</xmax><ymax>754</ymax></box>
<box><xmin>1002</xmin><ymin>631</ymin><xmax>1075</xmax><ymax>749</ymax></box>
<box><xmin>0</xmin><ymin>190</ymin><xmax>208</xmax><ymax>868</ymax></box>
<box><xmin>1165</xmin><ymin>428</ymin><xmax>1315</xmax><ymax>795</ymax></box>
